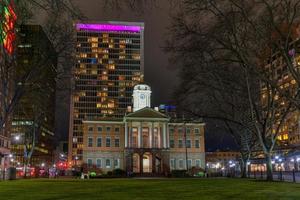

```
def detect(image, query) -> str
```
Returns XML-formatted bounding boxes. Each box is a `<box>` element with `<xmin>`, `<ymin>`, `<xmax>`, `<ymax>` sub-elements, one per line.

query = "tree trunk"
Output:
<box><xmin>240</xmin><ymin>159</ymin><xmax>247</xmax><ymax>178</ymax></box>
<box><xmin>266</xmin><ymin>153</ymin><xmax>273</xmax><ymax>181</ymax></box>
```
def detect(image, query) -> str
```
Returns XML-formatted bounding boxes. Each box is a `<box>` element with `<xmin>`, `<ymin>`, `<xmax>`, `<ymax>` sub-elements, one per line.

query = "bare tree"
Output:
<box><xmin>0</xmin><ymin>0</ymin><xmax>81</xmax><ymax>145</ymax></box>
<box><xmin>166</xmin><ymin>0</ymin><xmax>299</xmax><ymax>181</ymax></box>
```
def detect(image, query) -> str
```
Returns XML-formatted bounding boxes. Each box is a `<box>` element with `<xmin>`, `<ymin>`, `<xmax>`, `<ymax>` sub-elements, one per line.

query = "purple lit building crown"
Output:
<box><xmin>76</xmin><ymin>23</ymin><xmax>142</xmax><ymax>32</ymax></box>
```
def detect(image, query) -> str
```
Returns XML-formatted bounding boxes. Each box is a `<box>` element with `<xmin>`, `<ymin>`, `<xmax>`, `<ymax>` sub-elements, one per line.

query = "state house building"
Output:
<box><xmin>81</xmin><ymin>84</ymin><xmax>205</xmax><ymax>175</ymax></box>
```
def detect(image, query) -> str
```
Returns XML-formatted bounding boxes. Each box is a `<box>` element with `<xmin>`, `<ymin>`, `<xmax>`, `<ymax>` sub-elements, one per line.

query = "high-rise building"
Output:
<box><xmin>0</xmin><ymin>0</ymin><xmax>17</xmax><ymax>179</ymax></box>
<box><xmin>10</xmin><ymin>25</ymin><xmax>57</xmax><ymax>168</ymax></box>
<box><xmin>69</xmin><ymin>22</ymin><xmax>144</xmax><ymax>163</ymax></box>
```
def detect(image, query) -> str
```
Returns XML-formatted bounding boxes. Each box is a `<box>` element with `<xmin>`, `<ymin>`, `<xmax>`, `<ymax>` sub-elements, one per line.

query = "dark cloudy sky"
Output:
<box><xmin>73</xmin><ymin>0</ymin><xmax>179</xmax><ymax>105</ymax></box>
<box><xmin>52</xmin><ymin>0</ymin><xmax>236</xmax><ymax>150</ymax></box>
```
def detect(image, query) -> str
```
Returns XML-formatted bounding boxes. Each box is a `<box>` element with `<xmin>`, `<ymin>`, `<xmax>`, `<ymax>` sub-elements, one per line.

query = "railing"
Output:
<box><xmin>221</xmin><ymin>170</ymin><xmax>300</xmax><ymax>183</ymax></box>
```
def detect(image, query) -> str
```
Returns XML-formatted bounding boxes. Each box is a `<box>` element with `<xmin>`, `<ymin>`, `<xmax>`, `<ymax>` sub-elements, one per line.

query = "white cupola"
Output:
<box><xmin>132</xmin><ymin>84</ymin><xmax>152</xmax><ymax>112</ymax></box>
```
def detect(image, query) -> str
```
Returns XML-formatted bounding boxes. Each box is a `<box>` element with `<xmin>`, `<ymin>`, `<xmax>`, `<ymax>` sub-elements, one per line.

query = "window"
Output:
<box><xmin>195</xmin><ymin>140</ymin><xmax>200</xmax><ymax>148</ymax></box>
<box><xmin>106</xmin><ymin>137</ymin><xmax>111</xmax><ymax>147</ymax></box>
<box><xmin>97</xmin><ymin>126</ymin><xmax>102</xmax><ymax>132</ymax></box>
<box><xmin>186</xmin><ymin>128</ymin><xmax>191</xmax><ymax>134</ymax></box>
<box><xmin>88</xmin><ymin>126</ymin><xmax>93</xmax><ymax>132</ymax></box>
<box><xmin>114</xmin><ymin>159</ymin><xmax>120</xmax><ymax>168</ymax></box>
<box><xmin>188</xmin><ymin>159</ymin><xmax>192</xmax><ymax>169</ymax></box>
<box><xmin>88</xmin><ymin>137</ymin><xmax>93</xmax><ymax>147</ymax></box>
<box><xmin>169</xmin><ymin>127</ymin><xmax>174</xmax><ymax>134</ymax></box>
<box><xmin>115</xmin><ymin>127</ymin><xmax>120</xmax><ymax>132</ymax></box>
<box><xmin>115</xmin><ymin>138</ymin><xmax>120</xmax><ymax>147</ymax></box>
<box><xmin>178</xmin><ymin>128</ymin><xmax>182</xmax><ymax>133</ymax></box>
<box><xmin>170</xmin><ymin>139</ymin><xmax>175</xmax><ymax>148</ymax></box>
<box><xmin>179</xmin><ymin>159</ymin><xmax>184</xmax><ymax>169</ymax></box>
<box><xmin>106</xmin><ymin>126</ymin><xmax>111</xmax><ymax>132</ymax></box>
<box><xmin>97</xmin><ymin>137</ymin><xmax>102</xmax><ymax>147</ymax></box>
<box><xmin>87</xmin><ymin>158</ymin><xmax>93</xmax><ymax>168</ymax></box>
<box><xmin>195</xmin><ymin>160</ymin><xmax>201</xmax><ymax>168</ymax></box>
<box><xmin>194</xmin><ymin>128</ymin><xmax>200</xmax><ymax>135</ymax></box>
<box><xmin>186</xmin><ymin>139</ymin><xmax>191</xmax><ymax>148</ymax></box>
<box><xmin>106</xmin><ymin>159</ymin><xmax>111</xmax><ymax>168</ymax></box>
<box><xmin>178</xmin><ymin>139</ymin><xmax>183</xmax><ymax>148</ymax></box>
<box><xmin>96</xmin><ymin>159</ymin><xmax>102</xmax><ymax>168</ymax></box>
<box><xmin>170</xmin><ymin>159</ymin><xmax>175</xmax><ymax>169</ymax></box>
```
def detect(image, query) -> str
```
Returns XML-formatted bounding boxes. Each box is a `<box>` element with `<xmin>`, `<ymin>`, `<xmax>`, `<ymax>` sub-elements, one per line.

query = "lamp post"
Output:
<box><xmin>75</xmin><ymin>156</ymin><xmax>79</xmax><ymax>169</ymax></box>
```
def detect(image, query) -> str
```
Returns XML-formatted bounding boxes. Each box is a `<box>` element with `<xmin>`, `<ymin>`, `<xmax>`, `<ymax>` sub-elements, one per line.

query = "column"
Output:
<box><xmin>166</xmin><ymin>123</ymin><xmax>170</xmax><ymax>148</ymax></box>
<box><xmin>140</xmin><ymin>153</ymin><xmax>143</xmax><ymax>174</ymax></box>
<box><xmin>163</xmin><ymin>123</ymin><xmax>167</xmax><ymax>148</ymax></box>
<box><xmin>128</xmin><ymin>122</ymin><xmax>132</xmax><ymax>148</ymax></box>
<box><xmin>149</xmin><ymin>122</ymin><xmax>153</xmax><ymax>148</ymax></box>
<box><xmin>138</xmin><ymin>122</ymin><xmax>142</xmax><ymax>148</ymax></box>
<box><xmin>158</xmin><ymin>124</ymin><xmax>161</xmax><ymax>148</ymax></box>
<box><xmin>125</xmin><ymin>122</ymin><xmax>128</xmax><ymax>148</ymax></box>
<box><xmin>152</xmin><ymin>154</ymin><xmax>156</xmax><ymax>173</ymax></box>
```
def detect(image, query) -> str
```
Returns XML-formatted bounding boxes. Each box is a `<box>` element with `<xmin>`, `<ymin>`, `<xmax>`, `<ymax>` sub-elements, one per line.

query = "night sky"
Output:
<box><xmin>52</xmin><ymin>1</ymin><xmax>235</xmax><ymax>151</ymax></box>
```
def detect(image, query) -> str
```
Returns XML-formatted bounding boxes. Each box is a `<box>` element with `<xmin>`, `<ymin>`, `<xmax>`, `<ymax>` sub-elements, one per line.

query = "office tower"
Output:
<box><xmin>69</xmin><ymin>22</ymin><xmax>144</xmax><ymax>163</ymax></box>
<box><xmin>11</xmin><ymin>25</ymin><xmax>57</xmax><ymax>168</ymax></box>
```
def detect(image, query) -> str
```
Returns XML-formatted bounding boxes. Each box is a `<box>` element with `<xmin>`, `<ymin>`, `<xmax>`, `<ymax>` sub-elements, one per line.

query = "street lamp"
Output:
<box><xmin>15</xmin><ymin>135</ymin><xmax>20</xmax><ymax>141</ymax></box>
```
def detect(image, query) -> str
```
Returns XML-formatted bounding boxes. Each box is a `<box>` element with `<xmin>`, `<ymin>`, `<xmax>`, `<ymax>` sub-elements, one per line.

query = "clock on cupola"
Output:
<box><xmin>132</xmin><ymin>84</ymin><xmax>152</xmax><ymax>112</ymax></box>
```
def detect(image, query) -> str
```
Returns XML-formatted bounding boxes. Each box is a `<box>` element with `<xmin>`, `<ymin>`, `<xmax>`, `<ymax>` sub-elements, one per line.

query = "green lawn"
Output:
<box><xmin>0</xmin><ymin>178</ymin><xmax>300</xmax><ymax>200</ymax></box>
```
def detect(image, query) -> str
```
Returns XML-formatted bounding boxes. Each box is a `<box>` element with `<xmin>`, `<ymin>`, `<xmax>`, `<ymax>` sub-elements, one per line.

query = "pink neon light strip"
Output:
<box><xmin>76</xmin><ymin>23</ymin><xmax>141</xmax><ymax>32</ymax></box>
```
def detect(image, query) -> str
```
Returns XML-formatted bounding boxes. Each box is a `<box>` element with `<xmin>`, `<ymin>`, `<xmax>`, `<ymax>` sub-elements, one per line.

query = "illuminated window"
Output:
<box><xmin>80</xmin><ymin>53</ymin><xmax>87</xmax><ymax>58</ymax></box>
<box><xmin>91</xmin><ymin>43</ymin><xmax>98</xmax><ymax>48</ymax></box>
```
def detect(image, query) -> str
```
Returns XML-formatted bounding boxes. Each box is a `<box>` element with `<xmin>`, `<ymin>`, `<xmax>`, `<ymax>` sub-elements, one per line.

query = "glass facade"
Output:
<box><xmin>69</xmin><ymin>22</ymin><xmax>144</xmax><ymax>162</ymax></box>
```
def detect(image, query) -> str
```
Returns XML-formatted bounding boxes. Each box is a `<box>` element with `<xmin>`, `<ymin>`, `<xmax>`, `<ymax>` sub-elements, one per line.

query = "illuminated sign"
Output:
<box><xmin>0</xmin><ymin>0</ymin><xmax>17</xmax><ymax>55</ymax></box>
<box><xmin>76</xmin><ymin>23</ymin><xmax>142</xmax><ymax>32</ymax></box>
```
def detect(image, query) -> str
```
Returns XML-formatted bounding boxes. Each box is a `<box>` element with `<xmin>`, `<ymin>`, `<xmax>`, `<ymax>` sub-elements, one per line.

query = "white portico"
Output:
<box><xmin>124</xmin><ymin>107</ymin><xmax>170</xmax><ymax>174</ymax></box>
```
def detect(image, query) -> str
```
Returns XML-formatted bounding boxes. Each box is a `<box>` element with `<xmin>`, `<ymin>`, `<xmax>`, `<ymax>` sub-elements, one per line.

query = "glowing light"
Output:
<box><xmin>0</xmin><ymin>0</ymin><xmax>17</xmax><ymax>54</ymax></box>
<box><xmin>271</xmin><ymin>160</ymin><xmax>275</xmax><ymax>164</ymax></box>
<box><xmin>76</xmin><ymin>23</ymin><xmax>142</xmax><ymax>33</ymax></box>
<box><xmin>15</xmin><ymin>135</ymin><xmax>20</xmax><ymax>141</ymax></box>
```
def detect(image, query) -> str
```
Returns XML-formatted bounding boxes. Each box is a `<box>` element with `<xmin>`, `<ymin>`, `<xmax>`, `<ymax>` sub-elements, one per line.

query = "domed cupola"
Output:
<box><xmin>132</xmin><ymin>84</ymin><xmax>152</xmax><ymax>112</ymax></box>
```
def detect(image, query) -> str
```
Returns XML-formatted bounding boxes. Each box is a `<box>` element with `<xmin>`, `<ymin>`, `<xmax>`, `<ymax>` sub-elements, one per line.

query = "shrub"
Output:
<box><xmin>171</xmin><ymin>170</ymin><xmax>189</xmax><ymax>177</ymax></box>
<box><xmin>112</xmin><ymin>168</ymin><xmax>126</xmax><ymax>176</ymax></box>
<box><xmin>107</xmin><ymin>171</ymin><xmax>113</xmax><ymax>176</ymax></box>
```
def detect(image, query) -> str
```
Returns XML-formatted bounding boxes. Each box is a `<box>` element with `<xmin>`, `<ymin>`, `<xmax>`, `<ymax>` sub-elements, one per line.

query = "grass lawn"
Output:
<box><xmin>0</xmin><ymin>178</ymin><xmax>300</xmax><ymax>200</ymax></box>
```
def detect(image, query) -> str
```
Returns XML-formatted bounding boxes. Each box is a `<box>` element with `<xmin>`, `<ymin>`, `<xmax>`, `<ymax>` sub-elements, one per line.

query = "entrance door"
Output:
<box><xmin>143</xmin><ymin>155</ymin><xmax>151</xmax><ymax>173</ymax></box>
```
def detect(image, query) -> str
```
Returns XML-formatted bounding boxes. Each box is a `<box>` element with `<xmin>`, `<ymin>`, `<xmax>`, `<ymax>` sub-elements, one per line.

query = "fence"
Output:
<box><xmin>221</xmin><ymin>170</ymin><xmax>300</xmax><ymax>183</ymax></box>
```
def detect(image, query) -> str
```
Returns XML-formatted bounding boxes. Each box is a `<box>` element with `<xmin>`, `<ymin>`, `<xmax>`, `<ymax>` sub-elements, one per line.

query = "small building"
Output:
<box><xmin>206</xmin><ymin>151</ymin><xmax>241</xmax><ymax>171</ymax></box>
